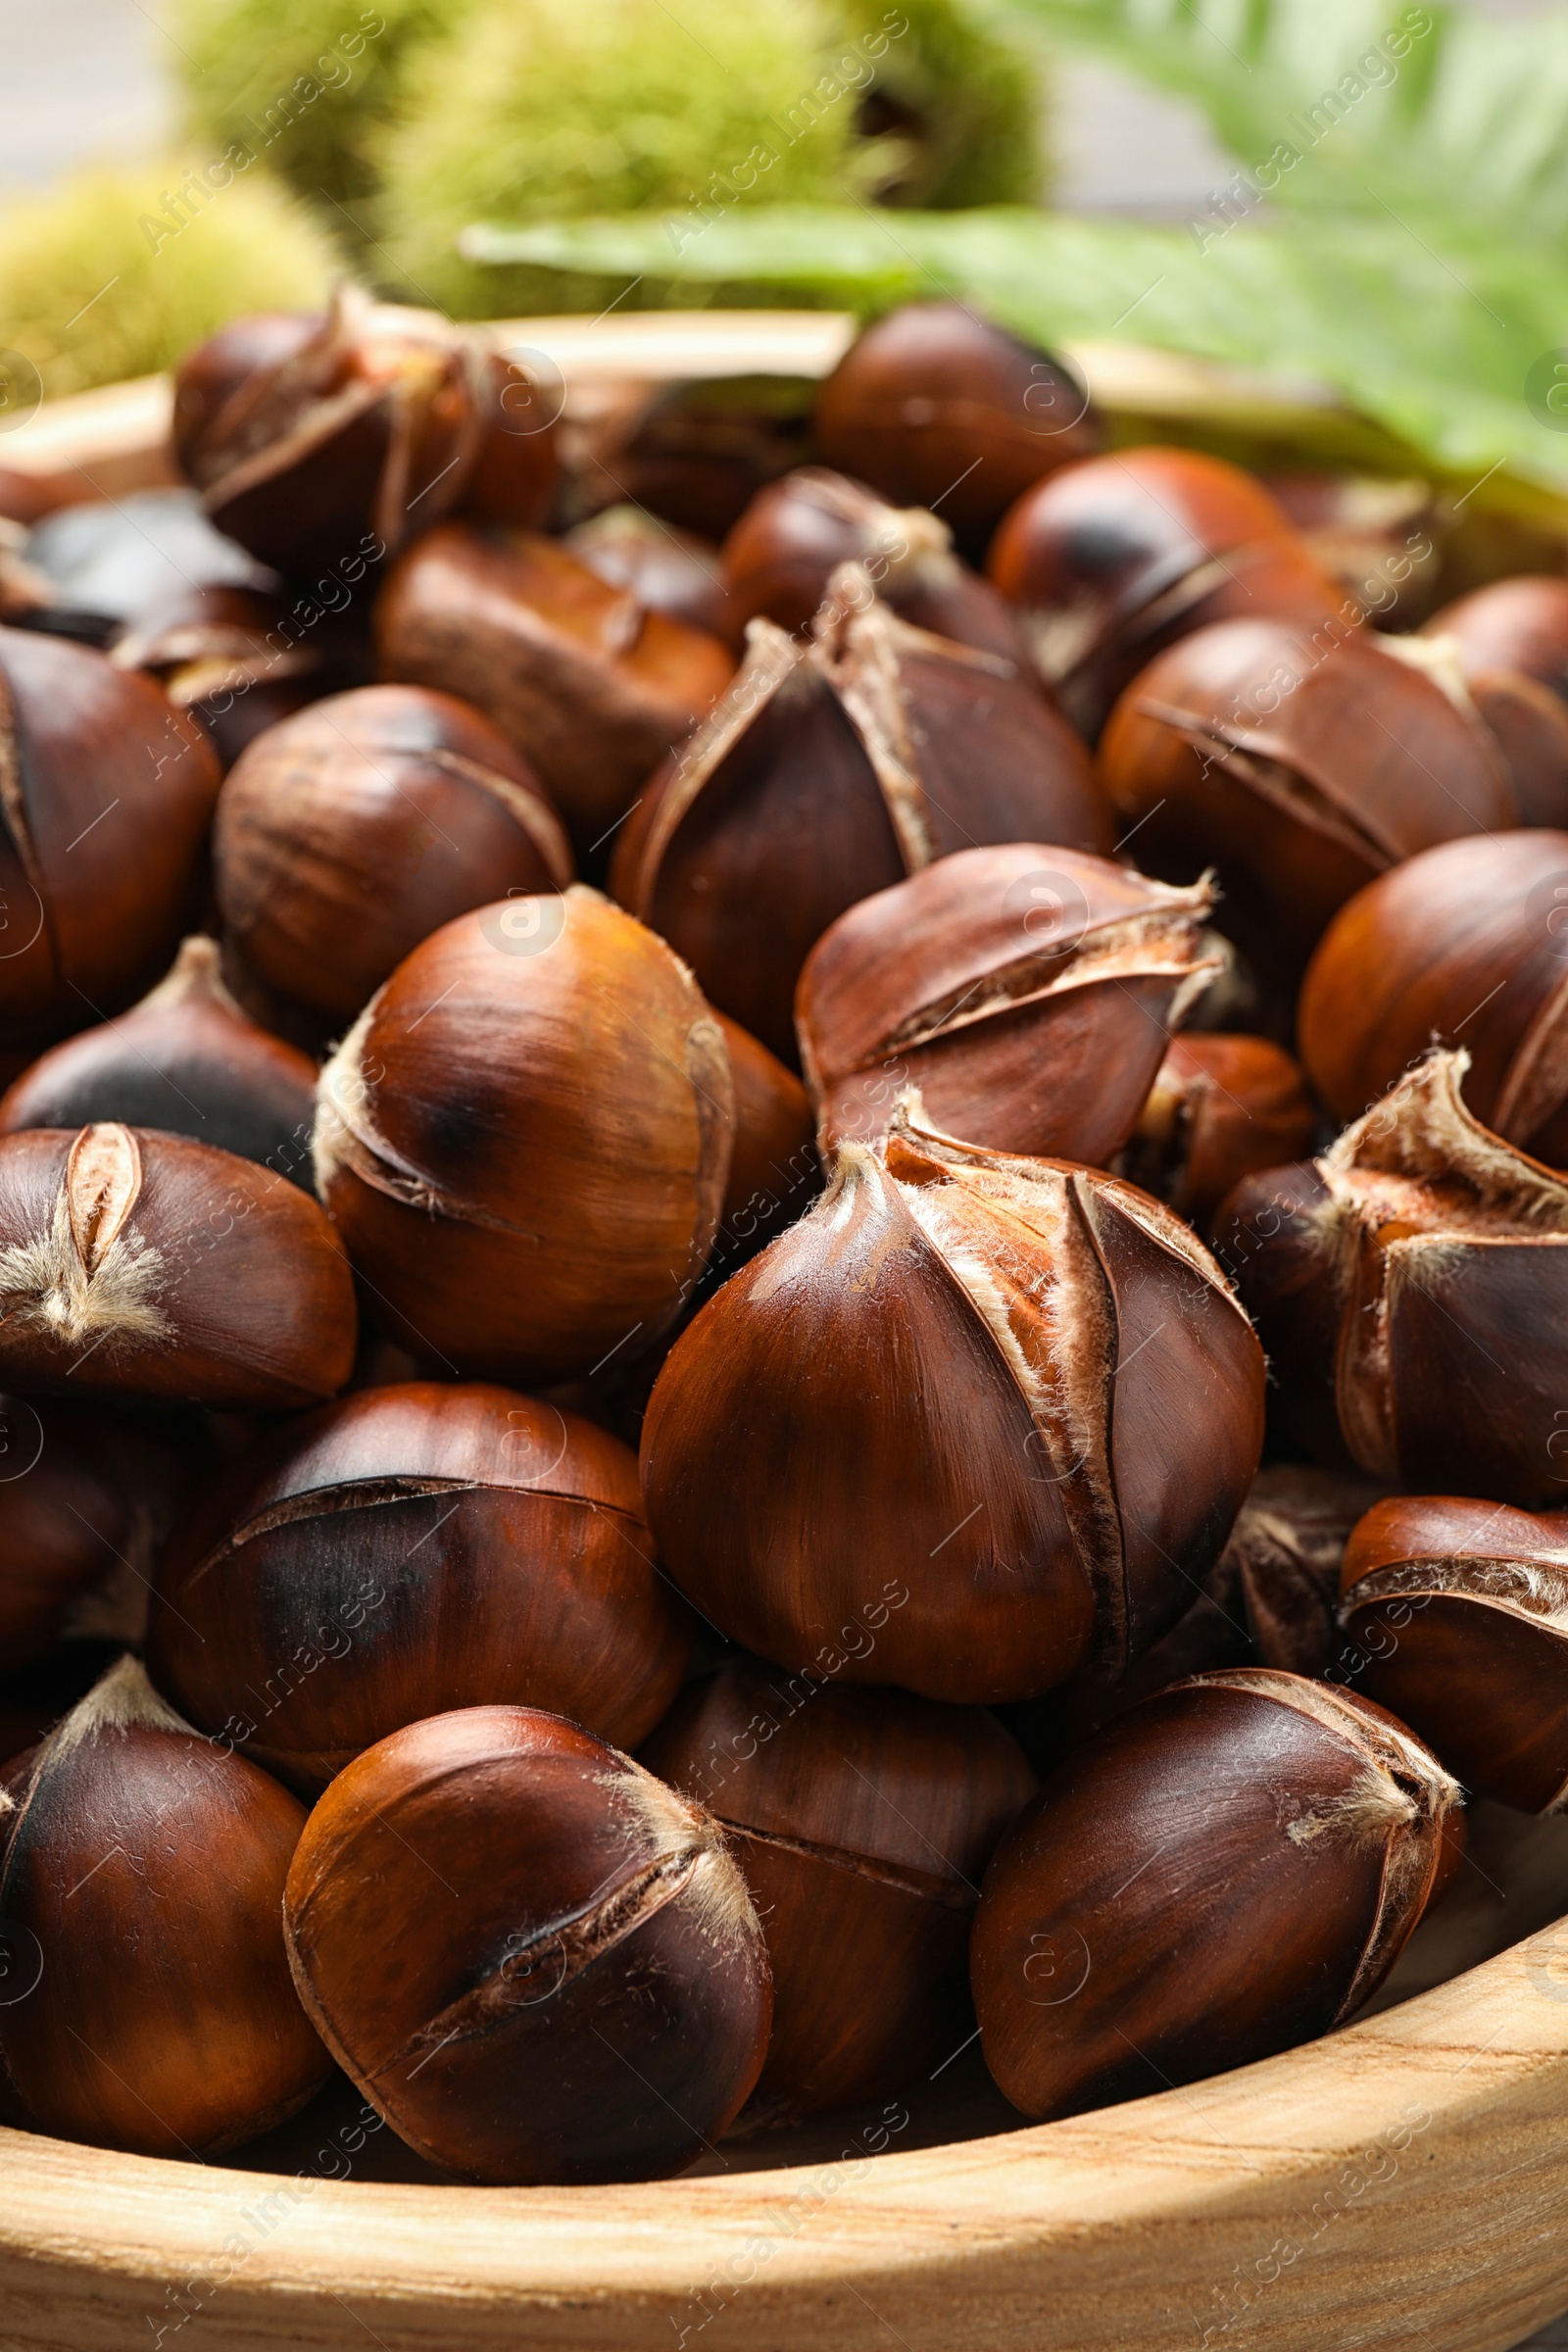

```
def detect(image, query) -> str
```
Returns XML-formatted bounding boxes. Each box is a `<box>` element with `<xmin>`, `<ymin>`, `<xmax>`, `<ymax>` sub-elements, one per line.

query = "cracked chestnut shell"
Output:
<box><xmin>214</xmin><ymin>684</ymin><xmax>573</xmax><ymax>1029</ymax></box>
<box><xmin>174</xmin><ymin>290</ymin><xmax>481</xmax><ymax>572</ymax></box>
<box><xmin>1116</xmin><ymin>1031</ymin><xmax>1320</xmax><ymax>1236</ymax></box>
<box><xmin>814</xmin><ymin>303</ymin><xmax>1099</xmax><ymax>552</ymax></box>
<box><xmin>0</xmin><ymin>1121</ymin><xmax>356</xmax><ymax>1408</ymax></box>
<box><xmin>1097</xmin><ymin>621</ymin><xmax>1516</xmax><ymax>983</ymax></box>
<box><xmin>110</xmin><ymin>583</ymin><xmax>334</xmax><ymax>771</ymax></box>
<box><xmin>641</xmin><ymin>1102</ymin><xmax>1265</xmax><ymax>1704</ymax></box>
<box><xmin>1217</xmin><ymin>1050</ymin><xmax>1568</xmax><ymax>1503</ymax></box>
<box><xmin>1339</xmin><ymin>1496</ymin><xmax>1568</xmax><ymax>1811</ymax></box>
<box><xmin>971</xmin><ymin>1668</ymin><xmax>1459</xmax><ymax>2120</ymax></box>
<box><xmin>0</xmin><ymin>937</ymin><xmax>318</xmax><ymax>1184</ymax></box>
<box><xmin>149</xmin><ymin>1381</ymin><xmax>689</xmax><ymax>1792</ymax></box>
<box><xmin>0</xmin><ymin>623</ymin><xmax>221</xmax><ymax>1051</ymax></box>
<box><xmin>988</xmin><ymin>448</ymin><xmax>1353</xmax><ymax>738</ymax></box>
<box><xmin>644</xmin><ymin>1665</ymin><xmax>1035</xmax><ymax>2119</ymax></box>
<box><xmin>564</xmin><ymin>506</ymin><xmax>729</xmax><ymax>639</ymax></box>
<box><xmin>1298</xmin><ymin>831</ymin><xmax>1568</xmax><ymax>1164</ymax></box>
<box><xmin>0</xmin><ymin>1655</ymin><xmax>328</xmax><ymax>2155</ymax></box>
<box><xmin>720</xmin><ymin>467</ymin><xmax>1028</xmax><ymax>661</ymax></box>
<box><xmin>612</xmin><ymin>564</ymin><xmax>1109</xmax><ymax>1066</ymax></box>
<box><xmin>1217</xmin><ymin>1463</ymin><xmax>1390</xmax><ymax>1682</ymax></box>
<box><xmin>0</xmin><ymin>1397</ymin><xmax>189</xmax><ymax>1665</ymax></box>
<box><xmin>374</xmin><ymin>522</ymin><xmax>733</xmax><ymax>858</ymax></box>
<box><xmin>313</xmin><ymin>889</ymin><xmax>733</xmax><ymax>1383</ymax></box>
<box><xmin>283</xmin><ymin>1705</ymin><xmax>772</xmax><ymax>2183</ymax></box>
<box><xmin>797</xmin><ymin>844</ymin><xmax>1216</xmax><ymax>1158</ymax></box>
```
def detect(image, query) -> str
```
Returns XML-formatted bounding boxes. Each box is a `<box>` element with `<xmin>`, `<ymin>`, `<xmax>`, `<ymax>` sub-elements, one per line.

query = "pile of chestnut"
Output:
<box><xmin>2</xmin><ymin>286</ymin><xmax>1567</xmax><ymax>2186</ymax></box>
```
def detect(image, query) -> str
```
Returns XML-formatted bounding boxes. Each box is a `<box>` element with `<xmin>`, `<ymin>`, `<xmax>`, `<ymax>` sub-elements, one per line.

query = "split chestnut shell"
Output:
<box><xmin>641</xmin><ymin>1105</ymin><xmax>1265</xmax><ymax>1702</ymax></box>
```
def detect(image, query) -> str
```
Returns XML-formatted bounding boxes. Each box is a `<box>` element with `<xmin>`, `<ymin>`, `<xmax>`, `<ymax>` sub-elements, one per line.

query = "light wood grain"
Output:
<box><xmin>4</xmin><ymin>1909</ymin><xmax>1568</xmax><ymax>2351</ymax></box>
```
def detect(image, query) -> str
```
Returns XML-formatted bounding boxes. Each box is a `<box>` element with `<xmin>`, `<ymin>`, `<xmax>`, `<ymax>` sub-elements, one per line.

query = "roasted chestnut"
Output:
<box><xmin>314</xmin><ymin>889</ymin><xmax>733</xmax><ymax>1382</ymax></box>
<box><xmin>796</xmin><ymin>845</ymin><xmax>1216</xmax><ymax>1158</ymax></box>
<box><xmin>1218</xmin><ymin>1463</ymin><xmax>1391</xmax><ymax>1681</ymax></box>
<box><xmin>282</xmin><ymin>1705</ymin><xmax>772</xmax><ymax>2183</ymax></box>
<box><xmin>0</xmin><ymin>1654</ymin><xmax>328</xmax><ymax>2155</ymax></box>
<box><xmin>612</xmin><ymin>565</ymin><xmax>1110</xmax><ymax>1065</ymax></box>
<box><xmin>214</xmin><ymin>684</ymin><xmax>573</xmax><ymax>1029</ymax></box>
<box><xmin>0</xmin><ymin>623</ymin><xmax>220</xmax><ymax>1051</ymax></box>
<box><xmin>1097</xmin><ymin>620</ymin><xmax>1516</xmax><ymax>982</ymax></box>
<box><xmin>375</xmin><ymin>522</ymin><xmax>734</xmax><ymax>856</ymax></box>
<box><xmin>988</xmin><ymin>447</ymin><xmax>1353</xmax><ymax>738</ymax></box>
<box><xmin>1218</xmin><ymin>1050</ymin><xmax>1568</xmax><ymax>1503</ymax></box>
<box><xmin>644</xmin><ymin>1665</ymin><xmax>1035</xmax><ymax>2118</ymax></box>
<box><xmin>641</xmin><ymin>1101</ymin><xmax>1265</xmax><ymax>1704</ymax></box>
<box><xmin>111</xmin><ymin>583</ymin><xmax>336</xmax><ymax>771</ymax></box>
<box><xmin>1298</xmin><ymin>830</ymin><xmax>1568</xmax><ymax>1161</ymax></box>
<box><xmin>720</xmin><ymin>467</ymin><xmax>1028</xmax><ymax>659</ymax></box>
<box><xmin>1115</xmin><ymin>1032</ymin><xmax>1320</xmax><ymax>1235</ymax></box>
<box><xmin>0</xmin><ymin>1121</ymin><xmax>356</xmax><ymax>1408</ymax></box>
<box><xmin>149</xmin><ymin>1382</ymin><xmax>689</xmax><ymax>1792</ymax></box>
<box><xmin>0</xmin><ymin>1397</ymin><xmax>188</xmax><ymax>1665</ymax></box>
<box><xmin>814</xmin><ymin>303</ymin><xmax>1099</xmax><ymax>553</ymax></box>
<box><xmin>564</xmin><ymin>506</ymin><xmax>729</xmax><ymax>639</ymax></box>
<box><xmin>456</xmin><ymin>347</ymin><xmax>562</xmax><ymax>533</ymax></box>
<box><xmin>971</xmin><ymin>1669</ymin><xmax>1459</xmax><ymax>2119</ymax></box>
<box><xmin>1425</xmin><ymin>576</ymin><xmax>1568</xmax><ymax>706</ymax></box>
<box><xmin>174</xmin><ymin>290</ymin><xmax>480</xmax><ymax>572</ymax></box>
<box><xmin>1340</xmin><ymin>1495</ymin><xmax>1568</xmax><ymax>1810</ymax></box>
<box><xmin>0</xmin><ymin>937</ymin><xmax>319</xmax><ymax>1183</ymax></box>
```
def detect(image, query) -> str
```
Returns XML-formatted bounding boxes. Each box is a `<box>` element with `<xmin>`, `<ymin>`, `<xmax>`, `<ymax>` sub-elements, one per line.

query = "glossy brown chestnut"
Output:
<box><xmin>282</xmin><ymin>1705</ymin><xmax>772</xmax><ymax>2183</ymax></box>
<box><xmin>612</xmin><ymin>565</ymin><xmax>1110</xmax><ymax>1065</ymax></box>
<box><xmin>720</xmin><ymin>468</ymin><xmax>1028</xmax><ymax>660</ymax></box>
<box><xmin>1340</xmin><ymin>1496</ymin><xmax>1568</xmax><ymax>1811</ymax></box>
<box><xmin>971</xmin><ymin>1669</ymin><xmax>1459</xmax><ymax>2119</ymax></box>
<box><xmin>1217</xmin><ymin>1463</ymin><xmax>1390</xmax><ymax>1681</ymax></box>
<box><xmin>375</xmin><ymin>522</ymin><xmax>734</xmax><ymax>855</ymax></box>
<box><xmin>174</xmin><ymin>290</ymin><xmax>481</xmax><ymax>572</ymax></box>
<box><xmin>814</xmin><ymin>303</ymin><xmax>1099</xmax><ymax>551</ymax></box>
<box><xmin>641</xmin><ymin>1101</ymin><xmax>1265</xmax><ymax>1704</ymax></box>
<box><xmin>0</xmin><ymin>1654</ymin><xmax>328</xmax><ymax>2155</ymax></box>
<box><xmin>1425</xmin><ymin>576</ymin><xmax>1568</xmax><ymax>706</ymax></box>
<box><xmin>988</xmin><ymin>447</ymin><xmax>1354</xmax><ymax>738</ymax></box>
<box><xmin>0</xmin><ymin>623</ymin><xmax>221</xmax><ymax>1050</ymax></box>
<box><xmin>1217</xmin><ymin>1051</ymin><xmax>1568</xmax><ymax>1502</ymax></box>
<box><xmin>644</xmin><ymin>1665</ymin><xmax>1035</xmax><ymax>2118</ymax></box>
<box><xmin>149</xmin><ymin>1381</ymin><xmax>689</xmax><ymax>1792</ymax></box>
<box><xmin>1298</xmin><ymin>831</ymin><xmax>1568</xmax><ymax>1160</ymax></box>
<box><xmin>314</xmin><ymin>889</ymin><xmax>733</xmax><ymax>1382</ymax></box>
<box><xmin>564</xmin><ymin>372</ymin><xmax>813</xmax><ymax>544</ymax></box>
<box><xmin>1116</xmin><ymin>1032</ymin><xmax>1320</xmax><ymax>1235</ymax></box>
<box><xmin>1097</xmin><ymin>621</ymin><xmax>1516</xmax><ymax>982</ymax></box>
<box><xmin>0</xmin><ymin>1121</ymin><xmax>356</xmax><ymax>1408</ymax></box>
<box><xmin>456</xmin><ymin>348</ymin><xmax>562</xmax><ymax>532</ymax></box>
<box><xmin>0</xmin><ymin>1397</ymin><xmax>189</xmax><ymax>1665</ymax></box>
<box><xmin>111</xmin><ymin>583</ymin><xmax>334</xmax><ymax>770</ymax></box>
<box><xmin>1457</xmin><ymin>666</ymin><xmax>1568</xmax><ymax>830</ymax></box>
<box><xmin>214</xmin><ymin>684</ymin><xmax>573</xmax><ymax>1029</ymax></box>
<box><xmin>0</xmin><ymin>937</ymin><xmax>319</xmax><ymax>1183</ymax></box>
<box><xmin>564</xmin><ymin>506</ymin><xmax>729</xmax><ymax>639</ymax></box>
<box><xmin>797</xmin><ymin>845</ymin><xmax>1215</xmax><ymax>1159</ymax></box>
<box><xmin>710</xmin><ymin>1011</ymin><xmax>818</xmax><ymax>1270</ymax></box>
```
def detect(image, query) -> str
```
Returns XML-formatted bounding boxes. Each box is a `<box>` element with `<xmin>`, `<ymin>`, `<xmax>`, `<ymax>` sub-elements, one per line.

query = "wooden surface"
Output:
<box><xmin>3</xmin><ymin>1899</ymin><xmax>1568</xmax><ymax>2351</ymax></box>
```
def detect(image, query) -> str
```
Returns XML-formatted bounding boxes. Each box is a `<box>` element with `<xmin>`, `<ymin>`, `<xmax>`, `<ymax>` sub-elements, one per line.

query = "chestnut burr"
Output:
<box><xmin>283</xmin><ymin>1706</ymin><xmax>772</xmax><ymax>2183</ymax></box>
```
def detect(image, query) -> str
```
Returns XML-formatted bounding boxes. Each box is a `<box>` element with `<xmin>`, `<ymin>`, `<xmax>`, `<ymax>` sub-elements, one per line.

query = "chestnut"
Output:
<box><xmin>174</xmin><ymin>290</ymin><xmax>481</xmax><ymax>572</ymax></box>
<box><xmin>456</xmin><ymin>347</ymin><xmax>562</xmax><ymax>532</ymax></box>
<box><xmin>0</xmin><ymin>1396</ymin><xmax>189</xmax><ymax>1664</ymax></box>
<box><xmin>988</xmin><ymin>447</ymin><xmax>1353</xmax><ymax>738</ymax></box>
<box><xmin>148</xmin><ymin>1381</ymin><xmax>689</xmax><ymax>1792</ymax></box>
<box><xmin>1218</xmin><ymin>1463</ymin><xmax>1391</xmax><ymax>1681</ymax></box>
<box><xmin>1340</xmin><ymin>1495</ymin><xmax>1568</xmax><ymax>1810</ymax></box>
<box><xmin>564</xmin><ymin>506</ymin><xmax>729</xmax><ymax>639</ymax></box>
<box><xmin>214</xmin><ymin>684</ymin><xmax>573</xmax><ymax>1029</ymax></box>
<box><xmin>374</xmin><ymin>522</ymin><xmax>734</xmax><ymax>857</ymax></box>
<box><xmin>813</xmin><ymin>303</ymin><xmax>1099</xmax><ymax>553</ymax></box>
<box><xmin>314</xmin><ymin>889</ymin><xmax>733</xmax><ymax>1382</ymax></box>
<box><xmin>644</xmin><ymin>1665</ymin><xmax>1036</xmax><ymax>2118</ymax></box>
<box><xmin>1217</xmin><ymin>1050</ymin><xmax>1568</xmax><ymax>1503</ymax></box>
<box><xmin>612</xmin><ymin>565</ymin><xmax>1111</xmax><ymax>1066</ymax></box>
<box><xmin>1458</xmin><ymin>666</ymin><xmax>1568</xmax><ymax>831</ymax></box>
<box><xmin>720</xmin><ymin>467</ymin><xmax>1029</xmax><ymax>660</ymax></box>
<box><xmin>0</xmin><ymin>623</ymin><xmax>220</xmax><ymax>1051</ymax></box>
<box><xmin>971</xmin><ymin>1668</ymin><xmax>1459</xmax><ymax>2119</ymax></box>
<box><xmin>0</xmin><ymin>1121</ymin><xmax>356</xmax><ymax>1408</ymax></box>
<box><xmin>565</xmin><ymin>372</ymin><xmax>813</xmax><ymax>545</ymax></box>
<box><xmin>1298</xmin><ymin>830</ymin><xmax>1568</xmax><ymax>1161</ymax></box>
<box><xmin>710</xmin><ymin>1010</ymin><xmax>819</xmax><ymax>1272</ymax></box>
<box><xmin>110</xmin><ymin>583</ymin><xmax>336</xmax><ymax>771</ymax></box>
<box><xmin>640</xmin><ymin>1099</ymin><xmax>1265</xmax><ymax>1704</ymax></box>
<box><xmin>0</xmin><ymin>1654</ymin><xmax>329</xmax><ymax>2155</ymax></box>
<box><xmin>0</xmin><ymin>937</ymin><xmax>319</xmax><ymax>1183</ymax></box>
<box><xmin>282</xmin><ymin>1705</ymin><xmax>772</xmax><ymax>2183</ymax></box>
<box><xmin>796</xmin><ymin>844</ymin><xmax>1217</xmax><ymax>1159</ymax></box>
<box><xmin>1115</xmin><ymin>1032</ymin><xmax>1320</xmax><ymax>1235</ymax></box>
<box><xmin>1424</xmin><ymin>576</ymin><xmax>1568</xmax><ymax>706</ymax></box>
<box><xmin>1097</xmin><ymin>619</ymin><xmax>1516</xmax><ymax>983</ymax></box>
